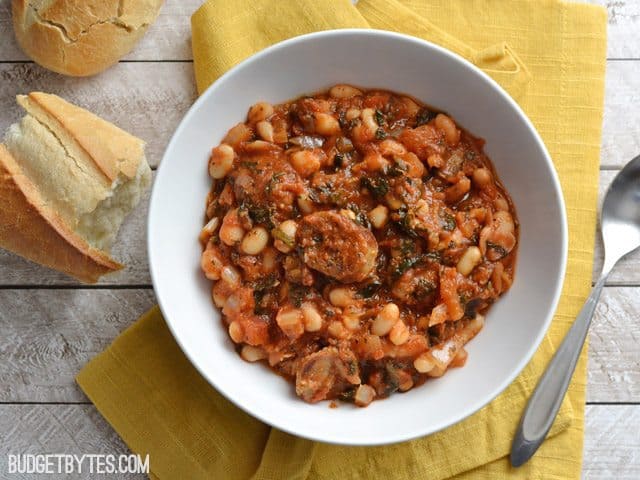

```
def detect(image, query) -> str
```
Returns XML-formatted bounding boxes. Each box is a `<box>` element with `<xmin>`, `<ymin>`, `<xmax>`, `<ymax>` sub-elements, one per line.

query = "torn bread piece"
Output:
<box><xmin>1</xmin><ymin>92</ymin><xmax>152</xmax><ymax>283</ymax></box>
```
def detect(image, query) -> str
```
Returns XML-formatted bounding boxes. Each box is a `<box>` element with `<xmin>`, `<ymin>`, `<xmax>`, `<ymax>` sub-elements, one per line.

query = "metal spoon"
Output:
<box><xmin>511</xmin><ymin>154</ymin><xmax>640</xmax><ymax>467</ymax></box>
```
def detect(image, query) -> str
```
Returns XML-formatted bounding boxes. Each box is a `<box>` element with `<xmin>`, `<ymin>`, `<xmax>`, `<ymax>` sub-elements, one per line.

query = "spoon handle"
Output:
<box><xmin>510</xmin><ymin>275</ymin><xmax>607</xmax><ymax>467</ymax></box>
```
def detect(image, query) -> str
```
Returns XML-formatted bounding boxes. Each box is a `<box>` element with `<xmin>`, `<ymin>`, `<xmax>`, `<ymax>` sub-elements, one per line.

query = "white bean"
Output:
<box><xmin>199</xmin><ymin>217</ymin><xmax>220</xmax><ymax>244</ymax></box>
<box><xmin>328</xmin><ymin>320</ymin><xmax>348</xmax><ymax>339</ymax></box>
<box><xmin>220</xmin><ymin>265</ymin><xmax>241</xmax><ymax>286</ymax></box>
<box><xmin>329</xmin><ymin>84</ymin><xmax>363</xmax><ymax>99</ymax></box>
<box><xmin>456</xmin><ymin>246</ymin><xmax>482</xmax><ymax>276</ymax></box>
<box><xmin>220</xmin><ymin>209</ymin><xmax>244</xmax><ymax>246</ymax></box>
<box><xmin>228</xmin><ymin>321</ymin><xmax>244</xmax><ymax>343</ymax></box>
<box><xmin>241</xmin><ymin>227</ymin><xmax>270</xmax><ymax>255</ymax></box>
<box><xmin>276</xmin><ymin>306</ymin><xmax>304</xmax><ymax>339</ymax></box>
<box><xmin>256</xmin><ymin>121</ymin><xmax>274</xmax><ymax>142</ymax></box>
<box><xmin>208</xmin><ymin>144</ymin><xmax>235</xmax><ymax>179</ymax></box>
<box><xmin>248</xmin><ymin>102</ymin><xmax>273</xmax><ymax>123</ymax></box>
<box><xmin>329</xmin><ymin>287</ymin><xmax>355</xmax><ymax>307</ymax></box>
<box><xmin>372</xmin><ymin>303</ymin><xmax>399</xmax><ymax>336</ymax></box>
<box><xmin>414</xmin><ymin>352</ymin><xmax>435</xmax><ymax>373</ymax></box>
<box><xmin>472</xmin><ymin>167</ymin><xmax>492</xmax><ymax>188</ymax></box>
<box><xmin>354</xmin><ymin>384</ymin><xmax>376</xmax><ymax>407</ymax></box>
<box><xmin>297</xmin><ymin>194</ymin><xmax>315</xmax><ymax>214</ymax></box>
<box><xmin>361</xmin><ymin>108</ymin><xmax>378</xmax><ymax>132</ymax></box>
<box><xmin>389</xmin><ymin>320</ymin><xmax>410</xmax><ymax>345</ymax></box>
<box><xmin>241</xmin><ymin>345</ymin><xmax>267</xmax><ymax>362</ymax></box>
<box><xmin>435</xmin><ymin>113</ymin><xmax>460</xmax><ymax>145</ymax></box>
<box><xmin>345</xmin><ymin>108</ymin><xmax>361</xmax><ymax>121</ymax></box>
<box><xmin>342</xmin><ymin>315</ymin><xmax>361</xmax><ymax>331</ymax></box>
<box><xmin>368</xmin><ymin>205</ymin><xmax>389</xmax><ymax>229</ymax></box>
<box><xmin>301</xmin><ymin>302</ymin><xmax>323</xmax><ymax>332</ymax></box>
<box><xmin>290</xmin><ymin>150</ymin><xmax>321</xmax><ymax>177</ymax></box>
<box><xmin>212</xmin><ymin>288</ymin><xmax>227</xmax><ymax>308</ymax></box>
<box><xmin>314</xmin><ymin>113</ymin><xmax>341</xmax><ymax>136</ymax></box>
<box><xmin>273</xmin><ymin>220</ymin><xmax>297</xmax><ymax>253</ymax></box>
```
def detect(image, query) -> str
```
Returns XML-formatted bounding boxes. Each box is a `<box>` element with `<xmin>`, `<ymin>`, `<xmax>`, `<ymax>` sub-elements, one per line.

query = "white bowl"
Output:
<box><xmin>148</xmin><ymin>29</ymin><xmax>567</xmax><ymax>445</ymax></box>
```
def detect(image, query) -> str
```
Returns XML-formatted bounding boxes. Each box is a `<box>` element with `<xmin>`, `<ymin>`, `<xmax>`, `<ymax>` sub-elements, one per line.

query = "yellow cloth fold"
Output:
<box><xmin>78</xmin><ymin>1</ymin><xmax>607</xmax><ymax>479</ymax></box>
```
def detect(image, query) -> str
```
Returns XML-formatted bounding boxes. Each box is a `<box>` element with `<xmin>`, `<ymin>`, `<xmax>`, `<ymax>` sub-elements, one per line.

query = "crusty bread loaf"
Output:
<box><xmin>0</xmin><ymin>92</ymin><xmax>152</xmax><ymax>283</ymax></box>
<box><xmin>12</xmin><ymin>0</ymin><xmax>164</xmax><ymax>77</ymax></box>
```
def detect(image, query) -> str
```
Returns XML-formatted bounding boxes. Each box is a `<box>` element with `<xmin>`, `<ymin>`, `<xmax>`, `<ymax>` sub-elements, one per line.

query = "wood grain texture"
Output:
<box><xmin>600</xmin><ymin>61</ymin><xmax>640</xmax><ymax>169</ymax></box>
<box><xmin>0</xmin><ymin>63</ymin><xmax>196</xmax><ymax>169</ymax></box>
<box><xmin>0</xmin><ymin>61</ymin><xmax>636</xmax><ymax>171</ymax></box>
<box><xmin>0</xmin><ymin>0</ymin><xmax>638</xmax><ymax>62</ymax></box>
<box><xmin>586</xmin><ymin>0</ymin><xmax>640</xmax><ymax>59</ymax></box>
<box><xmin>0</xmin><ymin>289</ymin><xmax>157</xmax><ymax>402</ymax></box>
<box><xmin>0</xmin><ymin>405</ymin><xmax>145</xmax><ymax>479</ymax></box>
<box><xmin>588</xmin><ymin>287</ymin><xmax>640</xmax><ymax>403</ymax></box>
<box><xmin>0</xmin><ymin>0</ymin><xmax>202</xmax><ymax>62</ymax></box>
<box><xmin>0</xmin><ymin>404</ymin><xmax>636</xmax><ymax>479</ymax></box>
<box><xmin>0</xmin><ymin>173</ymin><xmax>154</xmax><ymax>286</ymax></box>
<box><xmin>584</xmin><ymin>405</ymin><xmax>640</xmax><ymax>479</ymax></box>
<box><xmin>2</xmin><ymin>169</ymin><xmax>638</xmax><ymax>287</ymax></box>
<box><xmin>0</xmin><ymin>286</ymin><xmax>633</xmax><ymax>403</ymax></box>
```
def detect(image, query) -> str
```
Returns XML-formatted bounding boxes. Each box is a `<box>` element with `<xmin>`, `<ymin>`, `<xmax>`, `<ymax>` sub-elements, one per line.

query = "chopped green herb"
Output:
<box><xmin>288</xmin><ymin>284</ymin><xmax>308</xmax><ymax>308</ymax></box>
<box><xmin>253</xmin><ymin>273</ymin><xmax>279</xmax><ymax>292</ymax></box>
<box><xmin>394</xmin><ymin>255</ymin><xmax>421</xmax><ymax>278</ymax></box>
<box><xmin>424</xmin><ymin>251</ymin><xmax>442</xmax><ymax>262</ymax></box>
<box><xmin>394</xmin><ymin>209</ymin><xmax>420</xmax><ymax>238</ymax></box>
<box><xmin>360</xmin><ymin>176</ymin><xmax>389</xmax><ymax>198</ymax></box>
<box><xmin>248</xmin><ymin>205</ymin><xmax>275</xmax><ymax>229</ymax></box>
<box><xmin>386</xmin><ymin>163</ymin><xmax>406</xmax><ymax>177</ymax></box>
<box><xmin>338</xmin><ymin>387</ymin><xmax>356</xmax><ymax>402</ymax></box>
<box><xmin>486</xmin><ymin>241</ymin><xmax>508</xmax><ymax>258</ymax></box>
<box><xmin>415</xmin><ymin>108</ymin><xmax>437</xmax><ymax>126</ymax></box>
<box><xmin>375</xmin><ymin>128</ymin><xmax>387</xmax><ymax>140</ymax></box>
<box><xmin>441</xmin><ymin>211</ymin><xmax>456</xmax><ymax>231</ymax></box>
<box><xmin>266</xmin><ymin>172</ymin><xmax>285</xmax><ymax>195</ymax></box>
<box><xmin>241</xmin><ymin>160</ymin><xmax>258</xmax><ymax>170</ymax></box>
<box><xmin>375</xmin><ymin>109</ymin><xmax>385</xmax><ymax>126</ymax></box>
<box><xmin>357</xmin><ymin>281</ymin><xmax>381</xmax><ymax>298</ymax></box>
<box><xmin>415</xmin><ymin>278</ymin><xmax>437</xmax><ymax>299</ymax></box>
<box><xmin>347</xmin><ymin>203</ymin><xmax>371</xmax><ymax>229</ymax></box>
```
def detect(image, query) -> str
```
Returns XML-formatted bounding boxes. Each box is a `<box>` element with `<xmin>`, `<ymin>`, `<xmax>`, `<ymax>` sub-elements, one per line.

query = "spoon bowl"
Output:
<box><xmin>601</xmin><ymin>155</ymin><xmax>640</xmax><ymax>268</ymax></box>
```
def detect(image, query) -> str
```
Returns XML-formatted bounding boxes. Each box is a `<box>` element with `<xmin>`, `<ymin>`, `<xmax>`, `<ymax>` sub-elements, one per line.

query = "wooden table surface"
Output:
<box><xmin>0</xmin><ymin>1</ymin><xmax>638</xmax><ymax>478</ymax></box>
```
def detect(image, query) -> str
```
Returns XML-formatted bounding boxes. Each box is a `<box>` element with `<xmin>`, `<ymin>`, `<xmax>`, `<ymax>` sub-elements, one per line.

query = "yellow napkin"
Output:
<box><xmin>77</xmin><ymin>1</ymin><xmax>607</xmax><ymax>478</ymax></box>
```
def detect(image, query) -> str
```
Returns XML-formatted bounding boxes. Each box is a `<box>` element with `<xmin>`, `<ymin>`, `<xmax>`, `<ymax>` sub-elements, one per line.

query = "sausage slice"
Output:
<box><xmin>298</xmin><ymin>210</ymin><xmax>378</xmax><ymax>283</ymax></box>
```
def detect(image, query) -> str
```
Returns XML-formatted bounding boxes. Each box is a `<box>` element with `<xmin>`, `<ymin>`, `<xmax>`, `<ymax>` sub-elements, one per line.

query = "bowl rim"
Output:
<box><xmin>148</xmin><ymin>28</ymin><xmax>569</xmax><ymax>445</ymax></box>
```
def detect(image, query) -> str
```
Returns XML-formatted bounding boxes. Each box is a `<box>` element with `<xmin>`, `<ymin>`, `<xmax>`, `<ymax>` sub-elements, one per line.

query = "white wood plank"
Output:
<box><xmin>0</xmin><ymin>0</ymin><xmax>202</xmax><ymax>62</ymax></box>
<box><xmin>600</xmin><ymin>61</ymin><xmax>640</xmax><ymax>169</ymax></box>
<box><xmin>584</xmin><ymin>405</ymin><xmax>640</xmax><ymax>479</ymax></box>
<box><xmin>0</xmin><ymin>169</ymin><xmax>637</xmax><ymax>288</ymax></box>
<box><xmin>0</xmin><ymin>404</ymin><xmax>637</xmax><ymax>479</ymax></box>
<box><xmin>0</xmin><ymin>289</ymin><xmax>156</xmax><ymax>402</ymax></box>
<box><xmin>0</xmin><ymin>173</ymin><xmax>154</xmax><ymax>286</ymax></box>
<box><xmin>593</xmin><ymin>170</ymin><xmax>640</xmax><ymax>285</ymax></box>
<box><xmin>0</xmin><ymin>405</ymin><xmax>144</xmax><ymax>479</ymax></box>
<box><xmin>585</xmin><ymin>0</ymin><xmax>640</xmax><ymax>59</ymax></box>
<box><xmin>0</xmin><ymin>63</ymin><xmax>196</xmax><ymax>169</ymax></box>
<box><xmin>0</xmin><ymin>61</ymin><xmax>636</xmax><ymax>171</ymax></box>
<box><xmin>0</xmin><ymin>286</ymin><xmax>634</xmax><ymax>404</ymax></box>
<box><xmin>588</xmin><ymin>287</ymin><xmax>640</xmax><ymax>402</ymax></box>
<box><xmin>1</xmin><ymin>1</ymin><xmax>638</xmax><ymax>61</ymax></box>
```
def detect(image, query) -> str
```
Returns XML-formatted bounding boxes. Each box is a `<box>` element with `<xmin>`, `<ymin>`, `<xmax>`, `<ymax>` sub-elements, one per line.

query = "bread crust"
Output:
<box><xmin>0</xmin><ymin>143</ymin><xmax>122</xmax><ymax>283</ymax></box>
<box><xmin>12</xmin><ymin>0</ymin><xmax>164</xmax><ymax>77</ymax></box>
<box><xmin>19</xmin><ymin>92</ymin><xmax>145</xmax><ymax>181</ymax></box>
